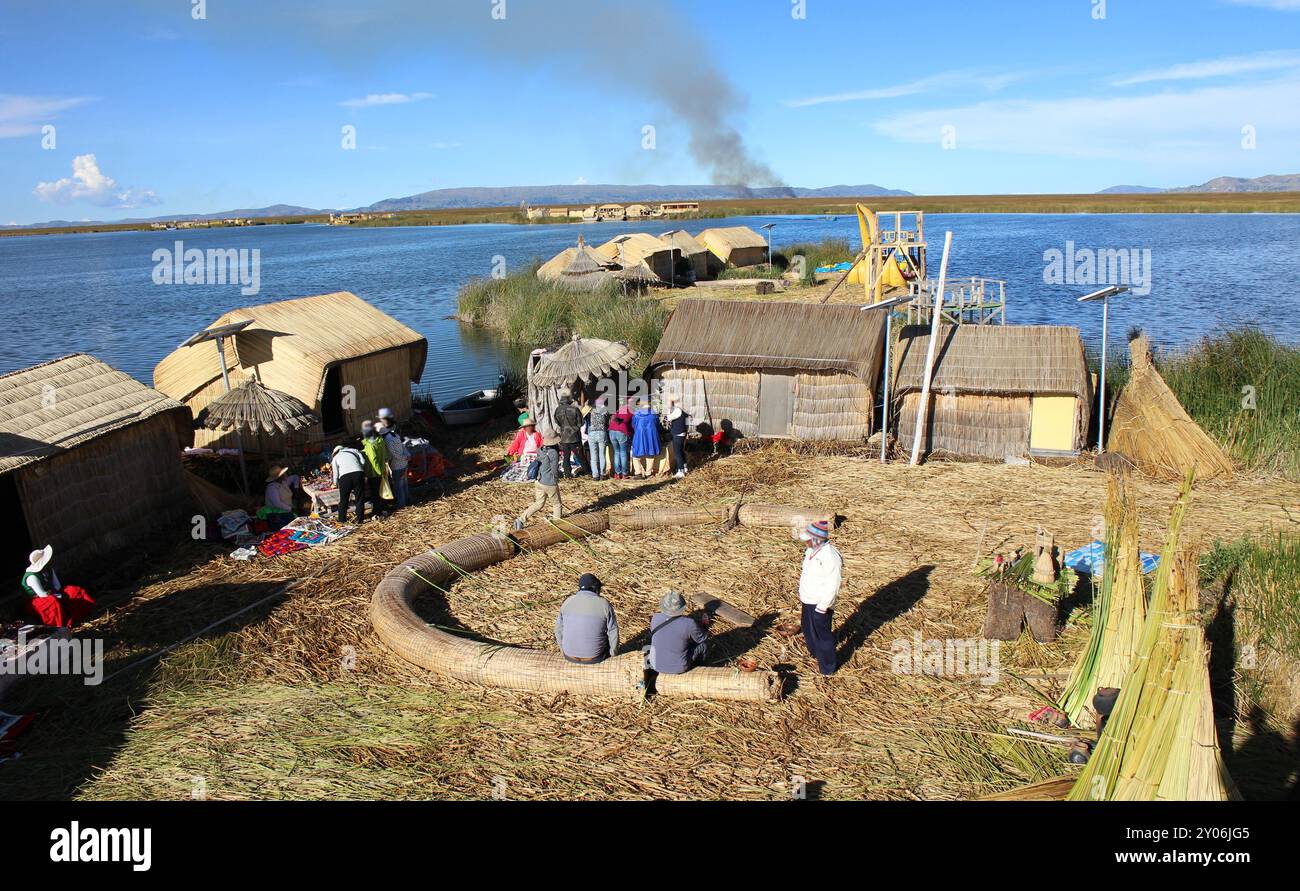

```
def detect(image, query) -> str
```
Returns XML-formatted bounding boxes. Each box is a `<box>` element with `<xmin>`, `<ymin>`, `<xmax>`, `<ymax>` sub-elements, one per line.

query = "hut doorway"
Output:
<box><xmin>0</xmin><ymin>474</ymin><xmax>32</xmax><ymax>589</ymax></box>
<box><xmin>320</xmin><ymin>365</ymin><xmax>345</xmax><ymax>434</ymax></box>
<box><xmin>758</xmin><ymin>371</ymin><xmax>794</xmax><ymax>437</ymax></box>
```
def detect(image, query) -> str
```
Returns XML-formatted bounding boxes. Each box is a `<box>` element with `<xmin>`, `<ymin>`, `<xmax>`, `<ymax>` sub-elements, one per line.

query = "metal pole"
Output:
<box><xmin>880</xmin><ymin>312</ymin><xmax>893</xmax><ymax>464</ymax></box>
<box><xmin>1098</xmin><ymin>295</ymin><xmax>1109</xmax><ymax>454</ymax></box>
<box><xmin>214</xmin><ymin>333</ymin><xmax>250</xmax><ymax>495</ymax></box>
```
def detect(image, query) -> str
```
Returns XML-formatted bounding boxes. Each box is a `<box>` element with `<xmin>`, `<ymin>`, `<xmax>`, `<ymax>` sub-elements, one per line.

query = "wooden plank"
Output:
<box><xmin>687</xmin><ymin>592</ymin><xmax>755</xmax><ymax>627</ymax></box>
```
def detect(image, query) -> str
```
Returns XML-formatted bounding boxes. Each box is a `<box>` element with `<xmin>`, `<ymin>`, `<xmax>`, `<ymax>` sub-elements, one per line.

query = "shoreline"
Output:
<box><xmin>7</xmin><ymin>192</ymin><xmax>1300</xmax><ymax>238</ymax></box>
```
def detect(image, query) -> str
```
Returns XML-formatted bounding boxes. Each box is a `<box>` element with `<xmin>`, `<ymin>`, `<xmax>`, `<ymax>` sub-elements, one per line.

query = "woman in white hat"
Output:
<box><xmin>20</xmin><ymin>545</ymin><xmax>96</xmax><ymax>628</ymax></box>
<box><xmin>263</xmin><ymin>464</ymin><xmax>301</xmax><ymax>531</ymax></box>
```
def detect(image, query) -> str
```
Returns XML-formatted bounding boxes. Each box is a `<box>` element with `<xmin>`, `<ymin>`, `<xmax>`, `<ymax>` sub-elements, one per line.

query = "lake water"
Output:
<box><xmin>2</xmin><ymin>213</ymin><xmax>1297</xmax><ymax>404</ymax></box>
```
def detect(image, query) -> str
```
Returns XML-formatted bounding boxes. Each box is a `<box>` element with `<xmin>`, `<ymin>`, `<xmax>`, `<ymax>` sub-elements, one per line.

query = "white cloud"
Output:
<box><xmin>1224</xmin><ymin>0</ymin><xmax>1300</xmax><ymax>10</ymax></box>
<box><xmin>33</xmin><ymin>154</ymin><xmax>161</xmax><ymax>208</ymax></box>
<box><xmin>0</xmin><ymin>94</ymin><xmax>93</xmax><ymax>138</ymax></box>
<box><xmin>785</xmin><ymin>71</ymin><xmax>1029</xmax><ymax>108</ymax></box>
<box><xmin>872</xmin><ymin>76</ymin><xmax>1300</xmax><ymax>163</ymax></box>
<box><xmin>430</xmin><ymin>141</ymin><xmax>460</xmax><ymax>149</ymax></box>
<box><xmin>340</xmin><ymin>91</ymin><xmax>433</xmax><ymax>108</ymax></box>
<box><xmin>1114</xmin><ymin>49</ymin><xmax>1300</xmax><ymax>85</ymax></box>
<box><xmin>573</xmin><ymin>176</ymin><xmax>588</xmax><ymax>185</ymax></box>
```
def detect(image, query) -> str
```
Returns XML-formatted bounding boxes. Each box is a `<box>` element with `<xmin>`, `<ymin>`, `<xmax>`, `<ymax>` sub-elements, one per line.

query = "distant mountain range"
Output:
<box><xmin>1099</xmin><ymin>173</ymin><xmax>1300</xmax><ymax>194</ymax></box>
<box><xmin>10</xmin><ymin>174</ymin><xmax>1299</xmax><ymax>229</ymax></box>
<box><xmin>361</xmin><ymin>182</ymin><xmax>912</xmax><ymax>212</ymax></box>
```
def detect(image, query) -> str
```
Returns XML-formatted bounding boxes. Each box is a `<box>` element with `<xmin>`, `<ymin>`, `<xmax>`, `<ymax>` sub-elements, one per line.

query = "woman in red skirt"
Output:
<box><xmin>20</xmin><ymin>545</ymin><xmax>95</xmax><ymax>628</ymax></box>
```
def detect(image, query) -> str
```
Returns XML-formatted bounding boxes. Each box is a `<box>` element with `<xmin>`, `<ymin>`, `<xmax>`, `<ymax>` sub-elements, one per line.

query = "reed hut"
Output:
<box><xmin>695</xmin><ymin>226</ymin><xmax>769</xmax><ymax>269</ymax></box>
<box><xmin>536</xmin><ymin>237</ymin><xmax>615</xmax><ymax>290</ymax></box>
<box><xmin>594</xmin><ymin>233</ymin><xmax>676</xmax><ymax>283</ymax></box>
<box><xmin>658</xmin><ymin>229</ymin><xmax>717</xmax><ymax>281</ymax></box>
<box><xmin>893</xmin><ymin>324</ymin><xmax>1092</xmax><ymax>461</ymax></box>
<box><xmin>648</xmin><ymin>300</ymin><xmax>887</xmax><ymax>441</ymax></box>
<box><xmin>0</xmin><ymin>354</ymin><xmax>194</xmax><ymax>574</ymax></box>
<box><xmin>154</xmin><ymin>292</ymin><xmax>427</xmax><ymax>449</ymax></box>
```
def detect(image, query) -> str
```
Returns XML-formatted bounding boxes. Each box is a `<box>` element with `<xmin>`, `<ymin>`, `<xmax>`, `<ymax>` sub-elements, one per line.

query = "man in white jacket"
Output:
<box><xmin>798</xmin><ymin>519</ymin><xmax>841</xmax><ymax>676</ymax></box>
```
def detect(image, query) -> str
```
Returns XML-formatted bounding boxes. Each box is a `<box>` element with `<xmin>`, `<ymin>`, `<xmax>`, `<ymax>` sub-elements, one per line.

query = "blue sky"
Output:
<box><xmin>2</xmin><ymin>0</ymin><xmax>1299</xmax><ymax>224</ymax></box>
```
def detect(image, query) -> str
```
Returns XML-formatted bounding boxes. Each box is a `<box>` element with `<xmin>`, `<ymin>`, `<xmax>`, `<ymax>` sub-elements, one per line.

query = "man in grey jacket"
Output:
<box><xmin>514</xmin><ymin>437</ymin><xmax>562</xmax><ymax>529</ymax></box>
<box><xmin>555</xmin><ymin>573</ymin><xmax>619</xmax><ymax>664</ymax></box>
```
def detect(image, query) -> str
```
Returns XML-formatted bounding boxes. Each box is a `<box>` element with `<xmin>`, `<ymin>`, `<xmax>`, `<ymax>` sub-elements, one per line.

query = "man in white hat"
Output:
<box><xmin>330</xmin><ymin>443</ymin><xmax>367</xmax><ymax>523</ymax></box>
<box><xmin>20</xmin><ymin>545</ymin><xmax>95</xmax><ymax>628</ymax></box>
<box><xmin>798</xmin><ymin>519</ymin><xmax>841</xmax><ymax>676</ymax></box>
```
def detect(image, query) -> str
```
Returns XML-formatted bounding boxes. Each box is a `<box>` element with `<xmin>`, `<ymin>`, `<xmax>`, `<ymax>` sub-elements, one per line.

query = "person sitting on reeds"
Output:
<box><xmin>555</xmin><ymin>573</ymin><xmax>619</xmax><ymax>664</ymax></box>
<box><xmin>514</xmin><ymin>436</ymin><xmax>562</xmax><ymax>529</ymax></box>
<box><xmin>263</xmin><ymin>464</ymin><xmax>301</xmax><ymax>531</ymax></box>
<box><xmin>648</xmin><ymin>590</ymin><xmax>710</xmax><ymax>675</ymax></box>
<box><xmin>21</xmin><ymin>545</ymin><xmax>95</xmax><ymax>628</ymax></box>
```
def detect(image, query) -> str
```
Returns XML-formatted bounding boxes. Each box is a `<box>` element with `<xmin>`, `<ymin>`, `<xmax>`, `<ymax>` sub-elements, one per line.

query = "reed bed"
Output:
<box><xmin>4</xmin><ymin>431</ymin><xmax>1298</xmax><ymax>801</ymax></box>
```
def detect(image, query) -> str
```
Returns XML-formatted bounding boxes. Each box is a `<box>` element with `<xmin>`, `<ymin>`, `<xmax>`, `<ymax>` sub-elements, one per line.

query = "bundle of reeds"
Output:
<box><xmin>1067</xmin><ymin>475</ymin><xmax>1238</xmax><ymax>800</ymax></box>
<box><xmin>1108</xmin><ymin>336</ymin><xmax>1234</xmax><ymax>481</ymax></box>
<box><xmin>1058</xmin><ymin>472</ymin><xmax>1146</xmax><ymax>725</ymax></box>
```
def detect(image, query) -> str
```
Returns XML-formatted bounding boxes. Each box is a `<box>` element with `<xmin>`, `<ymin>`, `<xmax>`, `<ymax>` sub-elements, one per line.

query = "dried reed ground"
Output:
<box><xmin>4</xmin><ymin>435</ymin><xmax>1297</xmax><ymax>801</ymax></box>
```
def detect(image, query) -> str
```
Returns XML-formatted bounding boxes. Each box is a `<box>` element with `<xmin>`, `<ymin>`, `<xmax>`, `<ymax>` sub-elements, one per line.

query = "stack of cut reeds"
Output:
<box><xmin>1067</xmin><ymin>475</ymin><xmax>1239</xmax><ymax>800</ymax></box>
<box><xmin>1058</xmin><ymin>472</ymin><xmax>1147</xmax><ymax>726</ymax></box>
<box><xmin>1108</xmin><ymin>336</ymin><xmax>1234</xmax><ymax>481</ymax></box>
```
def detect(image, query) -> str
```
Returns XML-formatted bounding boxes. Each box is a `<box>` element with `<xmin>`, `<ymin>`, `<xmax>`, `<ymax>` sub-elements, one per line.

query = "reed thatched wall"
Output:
<box><xmin>896</xmin><ymin>391</ymin><xmax>1033</xmax><ymax>461</ymax></box>
<box><xmin>340</xmin><ymin>349</ymin><xmax>414</xmax><ymax>433</ymax></box>
<box><xmin>658</xmin><ymin>366</ymin><xmax>759</xmax><ymax>438</ymax></box>
<box><xmin>793</xmin><ymin>371</ymin><xmax>872</xmax><ymax>440</ymax></box>
<box><xmin>14</xmin><ymin>414</ymin><xmax>193</xmax><ymax>572</ymax></box>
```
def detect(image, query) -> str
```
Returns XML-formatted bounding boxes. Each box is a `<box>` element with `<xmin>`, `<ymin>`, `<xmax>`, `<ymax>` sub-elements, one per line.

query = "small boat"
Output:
<box><xmin>439</xmin><ymin>388</ymin><xmax>499</xmax><ymax>426</ymax></box>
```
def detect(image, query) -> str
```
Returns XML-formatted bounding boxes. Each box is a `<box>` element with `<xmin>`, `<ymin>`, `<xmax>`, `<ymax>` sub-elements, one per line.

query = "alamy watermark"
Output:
<box><xmin>1043</xmin><ymin>240</ymin><xmax>1151</xmax><ymax>296</ymax></box>
<box><xmin>891</xmin><ymin>632</ymin><xmax>1000</xmax><ymax>685</ymax></box>
<box><xmin>2</xmin><ymin>629</ymin><xmax>103</xmax><ymax>686</ymax></box>
<box><xmin>152</xmin><ymin>239</ymin><xmax>261</xmax><ymax>296</ymax></box>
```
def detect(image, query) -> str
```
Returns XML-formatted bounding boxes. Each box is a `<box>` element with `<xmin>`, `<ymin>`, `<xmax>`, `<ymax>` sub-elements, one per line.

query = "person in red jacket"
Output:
<box><xmin>607</xmin><ymin>399</ymin><xmax>634</xmax><ymax>480</ymax></box>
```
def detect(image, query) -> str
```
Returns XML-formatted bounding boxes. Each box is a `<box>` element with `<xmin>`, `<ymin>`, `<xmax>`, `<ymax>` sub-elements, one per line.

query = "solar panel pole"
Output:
<box><xmin>1078</xmin><ymin>285</ymin><xmax>1129</xmax><ymax>455</ymax></box>
<box><xmin>909</xmin><ymin>231</ymin><xmax>953</xmax><ymax>466</ymax></box>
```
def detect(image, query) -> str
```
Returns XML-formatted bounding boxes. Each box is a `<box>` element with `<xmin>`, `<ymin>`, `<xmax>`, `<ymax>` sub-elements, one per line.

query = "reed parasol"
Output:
<box><xmin>198</xmin><ymin>376</ymin><xmax>318</xmax><ymax>436</ymax></box>
<box><xmin>530</xmin><ymin>335</ymin><xmax>638</xmax><ymax>389</ymax></box>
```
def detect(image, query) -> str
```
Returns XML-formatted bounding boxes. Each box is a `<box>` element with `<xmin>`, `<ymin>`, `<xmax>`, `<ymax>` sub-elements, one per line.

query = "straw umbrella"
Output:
<box><xmin>198</xmin><ymin>377</ymin><xmax>319</xmax><ymax>490</ymax></box>
<box><xmin>528</xmin><ymin>335</ymin><xmax>638</xmax><ymax>439</ymax></box>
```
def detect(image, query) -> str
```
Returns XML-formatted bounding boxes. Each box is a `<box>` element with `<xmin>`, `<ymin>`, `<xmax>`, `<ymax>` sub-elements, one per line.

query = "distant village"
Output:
<box><xmin>523</xmin><ymin>201</ymin><xmax>701</xmax><ymax>222</ymax></box>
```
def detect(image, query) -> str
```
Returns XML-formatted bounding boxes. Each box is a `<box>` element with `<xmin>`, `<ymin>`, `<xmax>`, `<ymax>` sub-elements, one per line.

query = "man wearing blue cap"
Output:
<box><xmin>555</xmin><ymin>573</ymin><xmax>620</xmax><ymax>664</ymax></box>
<box><xmin>798</xmin><ymin>519</ymin><xmax>841</xmax><ymax>675</ymax></box>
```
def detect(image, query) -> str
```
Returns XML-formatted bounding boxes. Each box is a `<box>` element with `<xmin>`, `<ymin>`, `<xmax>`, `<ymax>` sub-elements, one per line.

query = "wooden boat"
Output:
<box><xmin>439</xmin><ymin>388</ymin><xmax>498</xmax><ymax>426</ymax></box>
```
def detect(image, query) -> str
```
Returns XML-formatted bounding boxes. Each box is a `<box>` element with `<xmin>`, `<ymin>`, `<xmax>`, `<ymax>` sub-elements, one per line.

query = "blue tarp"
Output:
<box><xmin>814</xmin><ymin>262</ymin><xmax>853</xmax><ymax>273</ymax></box>
<box><xmin>1063</xmin><ymin>541</ymin><xmax>1160</xmax><ymax>576</ymax></box>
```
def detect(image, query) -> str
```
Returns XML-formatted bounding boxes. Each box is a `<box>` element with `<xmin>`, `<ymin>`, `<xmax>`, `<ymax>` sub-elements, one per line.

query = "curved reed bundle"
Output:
<box><xmin>608</xmin><ymin>505</ymin><xmax>730</xmax><ymax>531</ymax></box>
<box><xmin>737</xmin><ymin>503</ymin><xmax>834</xmax><ymax>529</ymax></box>
<box><xmin>370</xmin><ymin>502</ymin><xmax>832</xmax><ymax>703</ymax></box>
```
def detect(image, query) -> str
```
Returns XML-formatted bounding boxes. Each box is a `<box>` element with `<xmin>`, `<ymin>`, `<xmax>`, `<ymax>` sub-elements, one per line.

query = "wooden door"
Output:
<box><xmin>758</xmin><ymin>372</ymin><xmax>794</xmax><ymax>437</ymax></box>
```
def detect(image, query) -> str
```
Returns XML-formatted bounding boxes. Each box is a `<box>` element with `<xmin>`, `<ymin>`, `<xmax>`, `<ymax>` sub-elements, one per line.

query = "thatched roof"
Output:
<box><xmin>537</xmin><ymin>242</ymin><xmax>612</xmax><ymax>281</ymax></box>
<box><xmin>893</xmin><ymin>324</ymin><xmax>1091</xmax><ymax>400</ymax></box>
<box><xmin>649</xmin><ymin>299</ymin><xmax>887</xmax><ymax>381</ymax></box>
<box><xmin>197</xmin><ymin>376</ymin><xmax>319</xmax><ymax>435</ymax></box>
<box><xmin>531</xmin><ymin>335</ymin><xmax>638</xmax><ymax>387</ymax></box>
<box><xmin>658</xmin><ymin>229</ymin><xmax>709</xmax><ymax>256</ymax></box>
<box><xmin>695</xmin><ymin>226</ymin><xmax>767</xmax><ymax>263</ymax></box>
<box><xmin>153</xmin><ymin>291</ymin><xmax>427</xmax><ymax>406</ymax></box>
<box><xmin>594</xmin><ymin>233</ymin><xmax>674</xmax><ymax>270</ymax></box>
<box><xmin>0</xmin><ymin>354</ymin><xmax>192</xmax><ymax>475</ymax></box>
